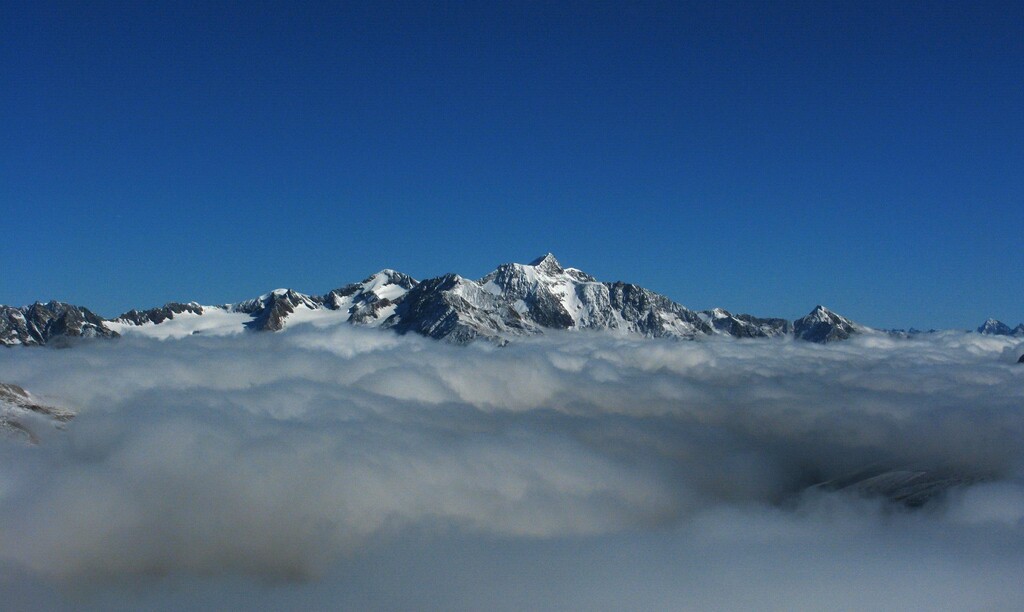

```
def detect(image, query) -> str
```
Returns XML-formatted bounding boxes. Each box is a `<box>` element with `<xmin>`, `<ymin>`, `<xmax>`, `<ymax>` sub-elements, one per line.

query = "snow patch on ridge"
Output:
<box><xmin>106</xmin><ymin>308</ymin><xmax>252</xmax><ymax>339</ymax></box>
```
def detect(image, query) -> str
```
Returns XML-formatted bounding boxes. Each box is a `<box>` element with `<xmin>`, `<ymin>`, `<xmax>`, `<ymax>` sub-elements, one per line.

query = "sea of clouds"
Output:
<box><xmin>1</xmin><ymin>324</ymin><xmax>1023</xmax><ymax>610</ymax></box>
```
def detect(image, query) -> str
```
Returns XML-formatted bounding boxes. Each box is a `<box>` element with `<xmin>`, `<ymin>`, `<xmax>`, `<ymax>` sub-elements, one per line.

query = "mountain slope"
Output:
<box><xmin>324</xmin><ymin>269</ymin><xmax>418</xmax><ymax>325</ymax></box>
<box><xmin>384</xmin><ymin>273</ymin><xmax>536</xmax><ymax>344</ymax></box>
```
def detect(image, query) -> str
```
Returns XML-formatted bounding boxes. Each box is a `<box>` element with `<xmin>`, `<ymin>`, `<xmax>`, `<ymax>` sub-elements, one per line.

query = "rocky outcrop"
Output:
<box><xmin>385</xmin><ymin>274</ymin><xmax>533</xmax><ymax>344</ymax></box>
<box><xmin>117</xmin><ymin>302</ymin><xmax>205</xmax><ymax>325</ymax></box>
<box><xmin>700</xmin><ymin>308</ymin><xmax>792</xmax><ymax>338</ymax></box>
<box><xmin>0</xmin><ymin>301</ymin><xmax>117</xmax><ymax>346</ymax></box>
<box><xmin>234</xmin><ymin>290</ymin><xmax>323</xmax><ymax>331</ymax></box>
<box><xmin>794</xmin><ymin>305</ymin><xmax>860</xmax><ymax>343</ymax></box>
<box><xmin>324</xmin><ymin>269</ymin><xmax>418</xmax><ymax>325</ymax></box>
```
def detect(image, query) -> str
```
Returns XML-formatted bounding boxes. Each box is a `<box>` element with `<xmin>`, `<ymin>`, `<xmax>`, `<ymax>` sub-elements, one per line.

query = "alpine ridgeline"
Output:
<box><xmin>976</xmin><ymin>319</ymin><xmax>1024</xmax><ymax>337</ymax></box>
<box><xmin>3</xmin><ymin>253</ymin><xmax>887</xmax><ymax>347</ymax></box>
<box><xmin>0</xmin><ymin>301</ymin><xmax>118</xmax><ymax>347</ymax></box>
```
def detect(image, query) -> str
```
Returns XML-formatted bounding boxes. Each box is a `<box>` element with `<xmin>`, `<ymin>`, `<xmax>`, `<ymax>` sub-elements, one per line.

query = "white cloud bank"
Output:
<box><xmin>1</xmin><ymin>325</ymin><xmax>1023</xmax><ymax>610</ymax></box>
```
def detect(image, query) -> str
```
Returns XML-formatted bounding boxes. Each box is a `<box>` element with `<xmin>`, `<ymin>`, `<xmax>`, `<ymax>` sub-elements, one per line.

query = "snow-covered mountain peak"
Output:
<box><xmin>528</xmin><ymin>252</ymin><xmax>563</xmax><ymax>274</ymax></box>
<box><xmin>370</xmin><ymin>268</ymin><xmax>411</xmax><ymax>281</ymax></box>
<box><xmin>236</xmin><ymin>289</ymin><xmax>318</xmax><ymax>311</ymax></box>
<box><xmin>976</xmin><ymin>319</ymin><xmax>1024</xmax><ymax>336</ymax></box>
<box><xmin>318</xmin><ymin>269</ymin><xmax>418</xmax><ymax>326</ymax></box>
<box><xmin>480</xmin><ymin>254</ymin><xmax>596</xmax><ymax>294</ymax></box>
<box><xmin>794</xmin><ymin>305</ymin><xmax>860</xmax><ymax>343</ymax></box>
<box><xmin>360</xmin><ymin>270</ymin><xmax>418</xmax><ymax>296</ymax></box>
<box><xmin>977</xmin><ymin>319</ymin><xmax>1013</xmax><ymax>335</ymax></box>
<box><xmin>804</xmin><ymin>305</ymin><xmax>853</xmax><ymax>324</ymax></box>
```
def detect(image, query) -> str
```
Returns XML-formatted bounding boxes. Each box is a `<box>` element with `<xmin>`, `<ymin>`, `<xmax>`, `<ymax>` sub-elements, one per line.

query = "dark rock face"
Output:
<box><xmin>235</xmin><ymin>290</ymin><xmax>323</xmax><ymax>332</ymax></box>
<box><xmin>117</xmin><ymin>302</ymin><xmax>204</xmax><ymax>325</ymax></box>
<box><xmin>1018</xmin><ymin>354</ymin><xmax>1024</xmax><ymax>364</ymax></box>
<box><xmin>606</xmin><ymin>282</ymin><xmax>713</xmax><ymax>337</ymax></box>
<box><xmin>794</xmin><ymin>305</ymin><xmax>860</xmax><ymax>343</ymax></box>
<box><xmin>0</xmin><ymin>301</ymin><xmax>117</xmax><ymax>346</ymax></box>
<box><xmin>349</xmin><ymin>298</ymin><xmax>394</xmax><ymax>324</ymax></box>
<box><xmin>384</xmin><ymin>274</ymin><xmax>533</xmax><ymax>344</ymax></box>
<box><xmin>0</xmin><ymin>306</ymin><xmax>30</xmax><ymax>345</ymax></box>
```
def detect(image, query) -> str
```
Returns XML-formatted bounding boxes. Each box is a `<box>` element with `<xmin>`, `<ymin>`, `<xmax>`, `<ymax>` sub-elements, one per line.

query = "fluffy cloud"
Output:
<box><xmin>1</xmin><ymin>325</ymin><xmax>1023</xmax><ymax>609</ymax></box>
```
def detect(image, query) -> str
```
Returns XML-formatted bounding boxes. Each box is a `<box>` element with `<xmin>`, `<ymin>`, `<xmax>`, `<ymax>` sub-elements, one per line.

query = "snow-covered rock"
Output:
<box><xmin>471</xmin><ymin>253</ymin><xmax>713</xmax><ymax>340</ymax></box>
<box><xmin>232</xmin><ymin>289</ymin><xmax>323</xmax><ymax>331</ymax></box>
<box><xmin>384</xmin><ymin>273</ymin><xmax>535</xmax><ymax>344</ymax></box>
<box><xmin>698</xmin><ymin>307</ymin><xmax>792</xmax><ymax>338</ymax></box>
<box><xmin>976</xmin><ymin>319</ymin><xmax>1024</xmax><ymax>336</ymax></box>
<box><xmin>116</xmin><ymin>301</ymin><xmax>205</xmax><ymax>326</ymax></box>
<box><xmin>324</xmin><ymin>269</ymin><xmax>418</xmax><ymax>325</ymax></box>
<box><xmin>0</xmin><ymin>382</ymin><xmax>73</xmax><ymax>444</ymax></box>
<box><xmin>0</xmin><ymin>301</ymin><xmax>117</xmax><ymax>346</ymax></box>
<box><xmin>793</xmin><ymin>305</ymin><xmax>862</xmax><ymax>343</ymax></box>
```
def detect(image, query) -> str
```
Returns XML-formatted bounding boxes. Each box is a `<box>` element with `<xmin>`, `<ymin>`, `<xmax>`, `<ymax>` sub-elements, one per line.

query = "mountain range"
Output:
<box><xmin>1</xmin><ymin>254</ymin><xmax>1019</xmax><ymax>348</ymax></box>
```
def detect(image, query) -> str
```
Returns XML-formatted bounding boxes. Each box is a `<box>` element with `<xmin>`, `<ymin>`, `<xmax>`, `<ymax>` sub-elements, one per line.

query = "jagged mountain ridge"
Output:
<box><xmin>2</xmin><ymin>253</ymin><xmax>886</xmax><ymax>346</ymax></box>
<box><xmin>793</xmin><ymin>305</ymin><xmax>859</xmax><ymax>343</ymax></box>
<box><xmin>101</xmin><ymin>269</ymin><xmax>420</xmax><ymax>336</ymax></box>
<box><xmin>976</xmin><ymin>318</ymin><xmax>1024</xmax><ymax>337</ymax></box>
<box><xmin>387</xmin><ymin>254</ymin><xmax>801</xmax><ymax>344</ymax></box>
<box><xmin>0</xmin><ymin>301</ymin><xmax>118</xmax><ymax>346</ymax></box>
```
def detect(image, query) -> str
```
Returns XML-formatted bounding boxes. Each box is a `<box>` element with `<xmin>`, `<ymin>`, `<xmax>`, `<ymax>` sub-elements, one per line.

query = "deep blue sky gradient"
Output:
<box><xmin>3</xmin><ymin>1</ymin><xmax>1022</xmax><ymax>328</ymax></box>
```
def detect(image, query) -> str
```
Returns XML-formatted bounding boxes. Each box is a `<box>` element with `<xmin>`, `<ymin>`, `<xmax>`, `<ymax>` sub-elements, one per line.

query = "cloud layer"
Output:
<box><xmin>1</xmin><ymin>326</ymin><xmax>1023</xmax><ymax>609</ymax></box>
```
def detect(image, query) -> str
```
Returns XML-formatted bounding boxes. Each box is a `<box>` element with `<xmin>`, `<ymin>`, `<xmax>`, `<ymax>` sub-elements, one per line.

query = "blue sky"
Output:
<box><xmin>2</xmin><ymin>1</ymin><xmax>1021</xmax><ymax>329</ymax></box>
